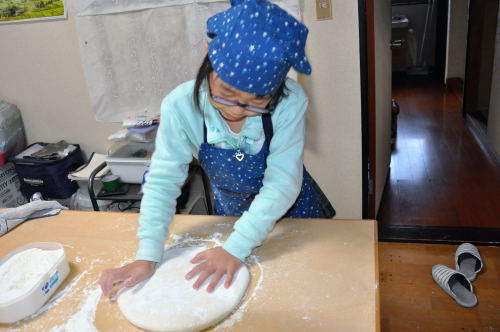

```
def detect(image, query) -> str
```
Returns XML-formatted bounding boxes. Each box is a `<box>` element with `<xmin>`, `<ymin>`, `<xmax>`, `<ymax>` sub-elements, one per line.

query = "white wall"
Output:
<box><xmin>487</xmin><ymin>7</ymin><xmax>500</xmax><ymax>155</ymax></box>
<box><xmin>0</xmin><ymin>0</ymin><xmax>364</xmax><ymax>218</ymax></box>
<box><xmin>445</xmin><ymin>0</ymin><xmax>469</xmax><ymax>81</ymax></box>
<box><xmin>301</xmin><ymin>1</ymin><xmax>363</xmax><ymax>219</ymax></box>
<box><xmin>0</xmin><ymin>2</ymin><xmax>121</xmax><ymax>157</ymax></box>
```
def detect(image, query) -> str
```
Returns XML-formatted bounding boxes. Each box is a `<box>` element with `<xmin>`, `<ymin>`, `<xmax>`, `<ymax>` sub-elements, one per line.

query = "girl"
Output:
<box><xmin>100</xmin><ymin>0</ymin><xmax>334</xmax><ymax>296</ymax></box>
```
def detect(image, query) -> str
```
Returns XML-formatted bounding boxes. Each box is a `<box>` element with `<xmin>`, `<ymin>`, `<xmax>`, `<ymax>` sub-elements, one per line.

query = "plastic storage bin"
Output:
<box><xmin>0</xmin><ymin>242</ymin><xmax>70</xmax><ymax>323</ymax></box>
<box><xmin>0</xmin><ymin>101</ymin><xmax>26</xmax><ymax>166</ymax></box>
<box><xmin>105</xmin><ymin>141</ymin><xmax>154</xmax><ymax>184</ymax></box>
<box><xmin>71</xmin><ymin>187</ymin><xmax>109</xmax><ymax>211</ymax></box>
<box><xmin>10</xmin><ymin>143</ymin><xmax>84</xmax><ymax>199</ymax></box>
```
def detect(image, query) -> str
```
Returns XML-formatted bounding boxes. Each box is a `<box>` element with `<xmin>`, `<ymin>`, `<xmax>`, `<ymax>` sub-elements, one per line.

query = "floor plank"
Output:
<box><xmin>379</xmin><ymin>242</ymin><xmax>500</xmax><ymax>332</ymax></box>
<box><xmin>378</xmin><ymin>76</ymin><xmax>500</xmax><ymax>228</ymax></box>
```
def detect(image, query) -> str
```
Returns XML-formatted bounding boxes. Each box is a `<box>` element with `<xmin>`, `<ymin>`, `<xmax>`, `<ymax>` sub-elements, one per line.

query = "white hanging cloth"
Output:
<box><xmin>72</xmin><ymin>0</ymin><xmax>301</xmax><ymax>122</ymax></box>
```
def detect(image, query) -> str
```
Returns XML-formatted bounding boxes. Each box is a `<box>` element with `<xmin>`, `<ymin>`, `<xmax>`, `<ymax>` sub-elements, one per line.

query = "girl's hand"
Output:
<box><xmin>185</xmin><ymin>247</ymin><xmax>242</xmax><ymax>293</ymax></box>
<box><xmin>99</xmin><ymin>260</ymin><xmax>156</xmax><ymax>297</ymax></box>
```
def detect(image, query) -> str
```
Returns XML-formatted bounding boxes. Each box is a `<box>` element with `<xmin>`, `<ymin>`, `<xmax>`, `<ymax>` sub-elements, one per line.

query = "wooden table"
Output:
<box><xmin>0</xmin><ymin>211</ymin><xmax>379</xmax><ymax>331</ymax></box>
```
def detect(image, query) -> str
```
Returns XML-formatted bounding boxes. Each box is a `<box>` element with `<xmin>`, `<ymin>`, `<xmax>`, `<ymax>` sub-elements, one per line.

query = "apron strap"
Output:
<box><xmin>262</xmin><ymin>114</ymin><xmax>273</xmax><ymax>146</ymax></box>
<box><xmin>203</xmin><ymin>119</ymin><xmax>208</xmax><ymax>143</ymax></box>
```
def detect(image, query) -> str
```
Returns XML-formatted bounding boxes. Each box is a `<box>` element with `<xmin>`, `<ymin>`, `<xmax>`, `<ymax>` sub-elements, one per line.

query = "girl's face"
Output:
<box><xmin>208</xmin><ymin>72</ymin><xmax>272</xmax><ymax>122</ymax></box>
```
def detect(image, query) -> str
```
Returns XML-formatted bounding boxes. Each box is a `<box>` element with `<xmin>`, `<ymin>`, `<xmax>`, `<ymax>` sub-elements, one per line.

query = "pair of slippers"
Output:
<box><xmin>431</xmin><ymin>243</ymin><xmax>484</xmax><ymax>308</ymax></box>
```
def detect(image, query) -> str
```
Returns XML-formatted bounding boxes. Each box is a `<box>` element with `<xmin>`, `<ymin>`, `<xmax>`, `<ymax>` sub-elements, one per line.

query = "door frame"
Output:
<box><xmin>360</xmin><ymin>0</ymin><xmax>500</xmax><ymax>244</ymax></box>
<box><xmin>463</xmin><ymin>0</ymin><xmax>500</xmax><ymax>121</ymax></box>
<box><xmin>360</xmin><ymin>0</ymin><xmax>449</xmax><ymax>219</ymax></box>
<box><xmin>359</xmin><ymin>0</ymin><xmax>376</xmax><ymax>219</ymax></box>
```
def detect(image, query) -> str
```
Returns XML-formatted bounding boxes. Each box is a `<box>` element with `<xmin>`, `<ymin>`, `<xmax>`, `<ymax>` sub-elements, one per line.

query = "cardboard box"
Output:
<box><xmin>0</xmin><ymin>163</ymin><xmax>27</xmax><ymax>207</ymax></box>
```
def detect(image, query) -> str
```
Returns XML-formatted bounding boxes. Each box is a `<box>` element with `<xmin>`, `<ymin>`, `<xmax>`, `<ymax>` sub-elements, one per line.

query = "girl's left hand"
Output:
<box><xmin>185</xmin><ymin>247</ymin><xmax>242</xmax><ymax>292</ymax></box>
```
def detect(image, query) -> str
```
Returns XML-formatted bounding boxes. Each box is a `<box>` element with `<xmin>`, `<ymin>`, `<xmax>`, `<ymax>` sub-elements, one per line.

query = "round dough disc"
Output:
<box><xmin>118</xmin><ymin>246</ymin><xmax>250</xmax><ymax>332</ymax></box>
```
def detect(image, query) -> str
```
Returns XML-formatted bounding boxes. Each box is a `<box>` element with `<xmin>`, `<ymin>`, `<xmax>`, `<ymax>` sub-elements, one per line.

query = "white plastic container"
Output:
<box><xmin>0</xmin><ymin>242</ymin><xmax>70</xmax><ymax>323</ymax></box>
<box><xmin>105</xmin><ymin>141</ymin><xmax>154</xmax><ymax>184</ymax></box>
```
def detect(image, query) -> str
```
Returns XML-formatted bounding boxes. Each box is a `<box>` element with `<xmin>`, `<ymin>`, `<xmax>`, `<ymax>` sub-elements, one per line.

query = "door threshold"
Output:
<box><xmin>378</xmin><ymin>224</ymin><xmax>500</xmax><ymax>246</ymax></box>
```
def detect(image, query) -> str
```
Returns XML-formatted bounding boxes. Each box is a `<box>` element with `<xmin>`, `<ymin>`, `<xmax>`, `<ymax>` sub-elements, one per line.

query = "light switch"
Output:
<box><xmin>316</xmin><ymin>0</ymin><xmax>332</xmax><ymax>21</ymax></box>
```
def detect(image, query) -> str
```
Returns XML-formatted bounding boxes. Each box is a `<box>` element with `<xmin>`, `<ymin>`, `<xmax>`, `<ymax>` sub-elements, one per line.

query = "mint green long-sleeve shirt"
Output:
<box><xmin>136</xmin><ymin>78</ymin><xmax>308</xmax><ymax>262</ymax></box>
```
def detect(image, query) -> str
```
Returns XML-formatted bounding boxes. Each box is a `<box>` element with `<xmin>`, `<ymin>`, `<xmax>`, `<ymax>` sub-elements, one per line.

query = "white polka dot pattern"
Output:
<box><xmin>198</xmin><ymin>115</ymin><xmax>329</xmax><ymax>218</ymax></box>
<box><xmin>206</xmin><ymin>0</ymin><xmax>311</xmax><ymax>95</ymax></box>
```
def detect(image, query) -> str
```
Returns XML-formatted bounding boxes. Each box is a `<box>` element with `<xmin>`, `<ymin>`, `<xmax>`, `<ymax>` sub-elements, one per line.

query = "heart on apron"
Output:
<box><xmin>234</xmin><ymin>151</ymin><xmax>245</xmax><ymax>162</ymax></box>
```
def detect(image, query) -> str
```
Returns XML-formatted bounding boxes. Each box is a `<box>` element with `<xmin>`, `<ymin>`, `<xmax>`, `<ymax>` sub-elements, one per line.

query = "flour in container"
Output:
<box><xmin>0</xmin><ymin>248</ymin><xmax>64</xmax><ymax>304</ymax></box>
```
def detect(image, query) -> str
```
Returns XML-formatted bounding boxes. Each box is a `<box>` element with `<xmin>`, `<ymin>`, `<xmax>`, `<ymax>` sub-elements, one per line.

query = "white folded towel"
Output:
<box><xmin>0</xmin><ymin>200</ymin><xmax>68</xmax><ymax>236</ymax></box>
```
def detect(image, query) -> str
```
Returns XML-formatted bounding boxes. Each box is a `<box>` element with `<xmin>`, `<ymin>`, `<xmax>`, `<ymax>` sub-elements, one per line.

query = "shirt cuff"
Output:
<box><xmin>222</xmin><ymin>230</ymin><xmax>256</xmax><ymax>261</ymax></box>
<box><xmin>136</xmin><ymin>238</ymin><xmax>164</xmax><ymax>262</ymax></box>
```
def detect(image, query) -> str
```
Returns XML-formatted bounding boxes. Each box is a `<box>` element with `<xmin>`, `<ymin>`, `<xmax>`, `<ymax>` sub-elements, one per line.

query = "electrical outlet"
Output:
<box><xmin>316</xmin><ymin>0</ymin><xmax>332</xmax><ymax>21</ymax></box>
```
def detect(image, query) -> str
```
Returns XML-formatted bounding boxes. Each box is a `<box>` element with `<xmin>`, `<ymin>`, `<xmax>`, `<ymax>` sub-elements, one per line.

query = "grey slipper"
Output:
<box><xmin>432</xmin><ymin>264</ymin><xmax>477</xmax><ymax>308</ymax></box>
<box><xmin>455</xmin><ymin>243</ymin><xmax>484</xmax><ymax>281</ymax></box>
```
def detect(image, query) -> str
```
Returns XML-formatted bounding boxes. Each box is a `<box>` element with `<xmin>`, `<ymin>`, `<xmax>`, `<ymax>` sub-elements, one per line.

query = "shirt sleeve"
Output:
<box><xmin>222</xmin><ymin>81</ymin><xmax>307</xmax><ymax>260</ymax></box>
<box><xmin>136</xmin><ymin>96</ymin><xmax>194</xmax><ymax>262</ymax></box>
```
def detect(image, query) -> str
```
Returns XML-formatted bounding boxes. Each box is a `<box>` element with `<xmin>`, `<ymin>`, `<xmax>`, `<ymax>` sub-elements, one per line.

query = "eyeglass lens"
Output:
<box><xmin>212</xmin><ymin>95</ymin><xmax>270</xmax><ymax>114</ymax></box>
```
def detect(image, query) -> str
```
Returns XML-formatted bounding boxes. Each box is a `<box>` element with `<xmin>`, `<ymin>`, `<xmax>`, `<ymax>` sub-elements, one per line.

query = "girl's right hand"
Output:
<box><xmin>99</xmin><ymin>260</ymin><xmax>157</xmax><ymax>297</ymax></box>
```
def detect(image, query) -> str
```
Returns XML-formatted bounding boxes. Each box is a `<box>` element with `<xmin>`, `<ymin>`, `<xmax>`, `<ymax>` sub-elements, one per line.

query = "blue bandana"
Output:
<box><xmin>207</xmin><ymin>0</ymin><xmax>311</xmax><ymax>95</ymax></box>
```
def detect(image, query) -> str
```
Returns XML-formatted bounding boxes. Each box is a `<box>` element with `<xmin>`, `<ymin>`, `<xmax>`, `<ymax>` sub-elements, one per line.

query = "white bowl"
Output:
<box><xmin>0</xmin><ymin>242</ymin><xmax>70</xmax><ymax>324</ymax></box>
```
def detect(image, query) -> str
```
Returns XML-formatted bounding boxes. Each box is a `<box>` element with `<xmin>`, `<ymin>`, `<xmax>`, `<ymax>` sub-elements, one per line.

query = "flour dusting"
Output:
<box><xmin>215</xmin><ymin>254</ymin><xmax>264</xmax><ymax>330</ymax></box>
<box><xmin>26</xmin><ymin>271</ymin><xmax>89</xmax><ymax>320</ymax></box>
<box><xmin>6</xmin><ymin>232</ymin><xmax>263</xmax><ymax>331</ymax></box>
<box><xmin>166</xmin><ymin>232</ymin><xmax>224</xmax><ymax>250</ymax></box>
<box><xmin>0</xmin><ymin>248</ymin><xmax>64</xmax><ymax>304</ymax></box>
<box><xmin>42</xmin><ymin>257</ymin><xmax>112</xmax><ymax>331</ymax></box>
<box><xmin>49</xmin><ymin>286</ymin><xmax>102</xmax><ymax>332</ymax></box>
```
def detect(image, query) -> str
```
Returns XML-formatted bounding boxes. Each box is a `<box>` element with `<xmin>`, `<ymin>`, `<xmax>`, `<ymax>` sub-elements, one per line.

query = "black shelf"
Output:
<box><xmin>88</xmin><ymin>161</ymin><xmax>143</xmax><ymax>211</ymax></box>
<box><xmin>88</xmin><ymin>161</ymin><xmax>213</xmax><ymax>214</ymax></box>
<box><xmin>89</xmin><ymin>162</ymin><xmax>142</xmax><ymax>211</ymax></box>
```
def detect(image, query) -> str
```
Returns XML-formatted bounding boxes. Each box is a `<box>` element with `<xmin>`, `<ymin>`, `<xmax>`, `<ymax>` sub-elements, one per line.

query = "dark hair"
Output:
<box><xmin>193</xmin><ymin>54</ymin><xmax>288</xmax><ymax>112</ymax></box>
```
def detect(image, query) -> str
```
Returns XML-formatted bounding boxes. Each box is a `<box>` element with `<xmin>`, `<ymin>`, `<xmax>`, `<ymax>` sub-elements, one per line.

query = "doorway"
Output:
<box><xmin>463</xmin><ymin>0</ymin><xmax>500</xmax><ymax>125</ymax></box>
<box><xmin>361</xmin><ymin>0</ymin><xmax>500</xmax><ymax>244</ymax></box>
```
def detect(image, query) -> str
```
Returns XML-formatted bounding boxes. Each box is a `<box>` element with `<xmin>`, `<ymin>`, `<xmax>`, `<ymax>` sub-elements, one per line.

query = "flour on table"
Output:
<box><xmin>28</xmin><ymin>271</ymin><xmax>89</xmax><ymax>320</ymax></box>
<box><xmin>117</xmin><ymin>246</ymin><xmax>250</xmax><ymax>332</ymax></box>
<box><xmin>49</xmin><ymin>286</ymin><xmax>102</xmax><ymax>332</ymax></box>
<box><xmin>215</xmin><ymin>254</ymin><xmax>264</xmax><ymax>330</ymax></box>
<box><xmin>0</xmin><ymin>248</ymin><xmax>64</xmax><ymax>304</ymax></box>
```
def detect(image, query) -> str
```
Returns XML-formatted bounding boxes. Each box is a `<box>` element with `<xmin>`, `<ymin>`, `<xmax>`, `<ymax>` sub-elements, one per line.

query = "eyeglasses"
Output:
<box><xmin>211</xmin><ymin>94</ymin><xmax>271</xmax><ymax>114</ymax></box>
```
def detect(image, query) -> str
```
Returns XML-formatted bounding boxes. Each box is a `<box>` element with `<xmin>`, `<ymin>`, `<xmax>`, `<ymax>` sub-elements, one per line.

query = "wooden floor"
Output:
<box><xmin>379</xmin><ymin>242</ymin><xmax>500</xmax><ymax>331</ymax></box>
<box><xmin>377</xmin><ymin>76</ymin><xmax>500</xmax><ymax>228</ymax></box>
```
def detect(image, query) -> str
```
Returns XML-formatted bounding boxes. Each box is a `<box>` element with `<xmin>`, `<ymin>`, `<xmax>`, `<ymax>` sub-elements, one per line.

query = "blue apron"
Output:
<box><xmin>198</xmin><ymin>114</ymin><xmax>335</xmax><ymax>218</ymax></box>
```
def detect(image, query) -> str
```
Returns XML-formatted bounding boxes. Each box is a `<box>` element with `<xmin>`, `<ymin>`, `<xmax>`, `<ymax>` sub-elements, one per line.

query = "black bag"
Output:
<box><xmin>10</xmin><ymin>142</ymin><xmax>84</xmax><ymax>199</ymax></box>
